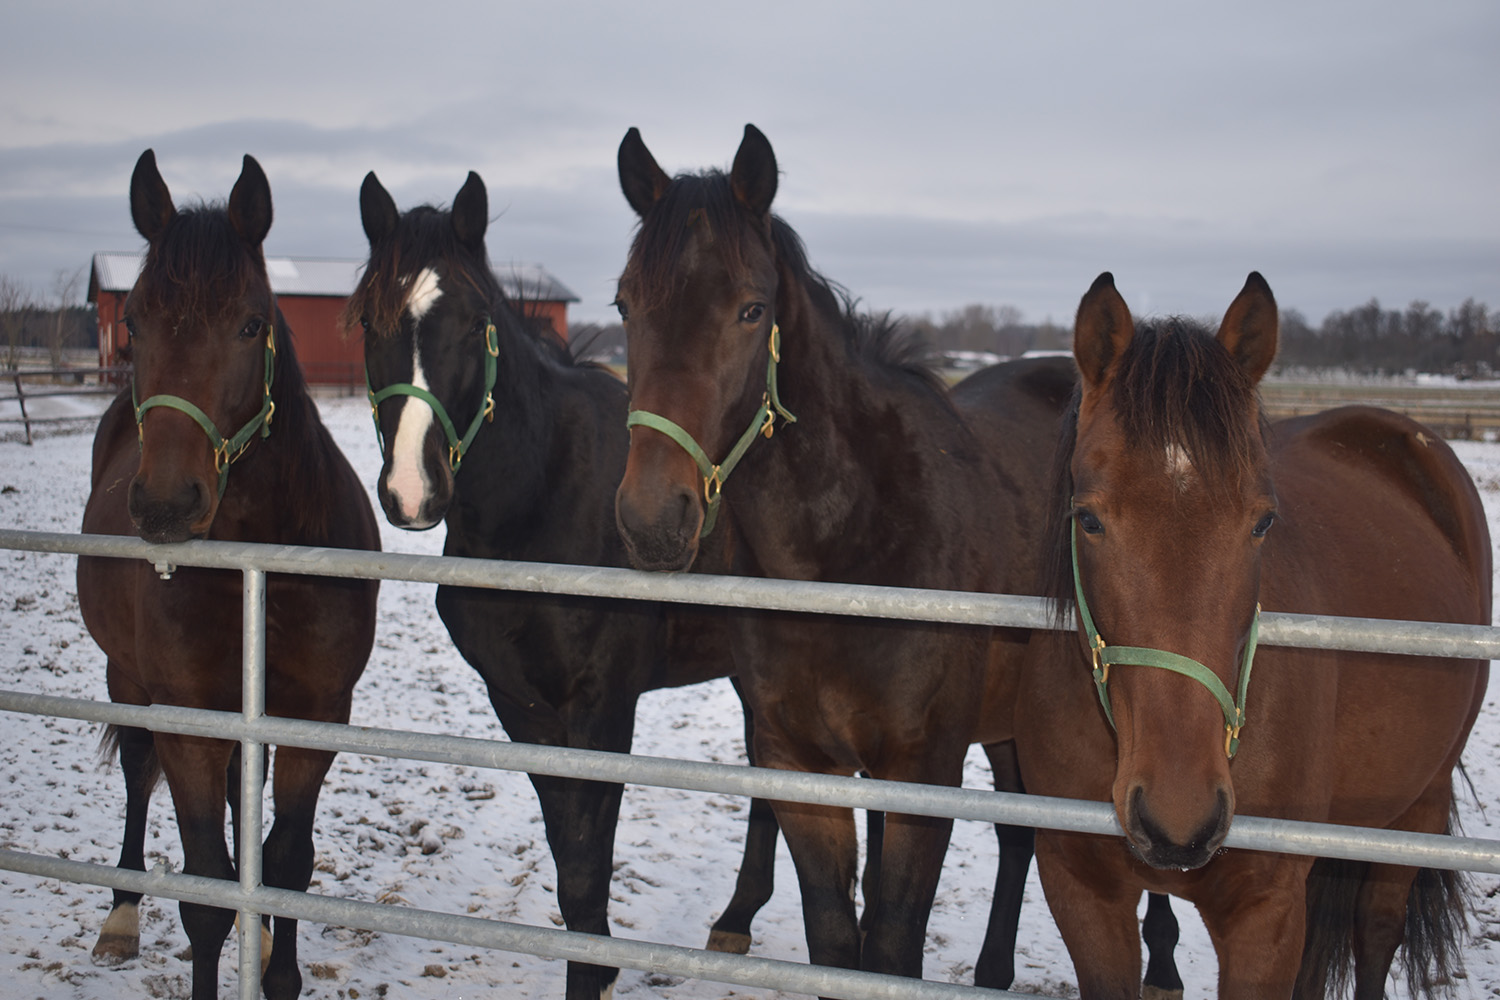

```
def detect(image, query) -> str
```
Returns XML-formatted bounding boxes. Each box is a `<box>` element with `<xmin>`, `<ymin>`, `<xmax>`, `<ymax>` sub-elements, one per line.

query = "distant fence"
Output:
<box><xmin>1259</xmin><ymin>381</ymin><xmax>1500</xmax><ymax>440</ymax></box>
<box><xmin>0</xmin><ymin>366</ymin><xmax>126</xmax><ymax>444</ymax></box>
<box><xmin>0</xmin><ymin>528</ymin><xmax>1498</xmax><ymax>1000</ymax></box>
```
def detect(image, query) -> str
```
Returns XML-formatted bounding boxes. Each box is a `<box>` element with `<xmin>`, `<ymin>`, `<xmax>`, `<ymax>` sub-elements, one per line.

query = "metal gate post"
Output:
<box><xmin>239</xmin><ymin>567</ymin><xmax>266</xmax><ymax>1000</ymax></box>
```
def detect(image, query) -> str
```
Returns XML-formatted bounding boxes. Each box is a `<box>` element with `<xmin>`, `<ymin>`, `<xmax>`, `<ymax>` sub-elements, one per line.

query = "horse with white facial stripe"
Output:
<box><xmin>350</xmin><ymin>170</ymin><xmax>775</xmax><ymax>1000</ymax></box>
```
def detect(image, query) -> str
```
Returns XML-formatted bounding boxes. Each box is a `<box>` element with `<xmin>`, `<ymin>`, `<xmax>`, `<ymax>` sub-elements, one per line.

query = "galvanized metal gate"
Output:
<box><xmin>2</xmin><ymin>526</ymin><xmax>1498</xmax><ymax>1000</ymax></box>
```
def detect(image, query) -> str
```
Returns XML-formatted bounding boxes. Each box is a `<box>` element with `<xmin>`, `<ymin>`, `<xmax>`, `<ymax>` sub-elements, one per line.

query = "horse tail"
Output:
<box><xmin>97</xmin><ymin>724</ymin><xmax>163</xmax><ymax>793</ymax></box>
<box><xmin>1297</xmin><ymin>795</ymin><xmax>1470</xmax><ymax>998</ymax></box>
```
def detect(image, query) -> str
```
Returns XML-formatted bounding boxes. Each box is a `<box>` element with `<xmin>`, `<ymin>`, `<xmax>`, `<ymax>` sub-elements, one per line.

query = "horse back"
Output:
<box><xmin>951</xmin><ymin>355</ymin><xmax>1077</xmax><ymax>592</ymax></box>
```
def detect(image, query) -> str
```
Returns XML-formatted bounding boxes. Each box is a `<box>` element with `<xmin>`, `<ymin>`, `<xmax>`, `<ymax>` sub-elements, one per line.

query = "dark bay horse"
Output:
<box><xmin>351</xmin><ymin>169</ymin><xmax>778</xmax><ymax>1000</ymax></box>
<box><xmin>612</xmin><ymin>123</ymin><xmax>1082</xmax><ymax>987</ymax></box>
<box><xmin>76</xmin><ymin>151</ymin><xmax>381</xmax><ymax>1000</ymax></box>
<box><xmin>1016</xmin><ymin>272</ymin><xmax>1490</xmax><ymax>997</ymax></box>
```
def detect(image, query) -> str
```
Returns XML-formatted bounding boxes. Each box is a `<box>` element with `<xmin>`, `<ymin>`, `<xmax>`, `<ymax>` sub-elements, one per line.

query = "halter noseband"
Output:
<box><xmin>132</xmin><ymin>323</ymin><xmax>277</xmax><ymax>499</ymax></box>
<box><xmin>625</xmin><ymin>322</ymin><xmax>797</xmax><ymax>537</ymax></box>
<box><xmin>1070</xmin><ymin>519</ymin><xmax>1258</xmax><ymax>758</ymax></box>
<box><xmin>366</xmin><ymin>317</ymin><xmax>499</xmax><ymax>474</ymax></box>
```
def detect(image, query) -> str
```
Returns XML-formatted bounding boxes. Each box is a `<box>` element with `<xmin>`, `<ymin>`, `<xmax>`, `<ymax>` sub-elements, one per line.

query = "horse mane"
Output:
<box><xmin>128</xmin><ymin>202</ymin><xmax>267</xmax><ymax>329</ymax></box>
<box><xmin>623</xmin><ymin>169</ymin><xmax>945</xmax><ymax>392</ymax></box>
<box><xmin>1041</xmin><ymin>317</ymin><xmax>1267</xmax><ymax>613</ymax></box>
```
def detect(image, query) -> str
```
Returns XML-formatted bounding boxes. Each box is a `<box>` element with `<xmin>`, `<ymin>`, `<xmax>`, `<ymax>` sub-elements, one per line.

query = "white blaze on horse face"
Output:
<box><xmin>385</xmin><ymin>269</ymin><xmax>444</xmax><ymax>524</ymax></box>
<box><xmin>405</xmin><ymin>266</ymin><xmax>442</xmax><ymax>322</ymax></box>
<box><xmin>1166</xmin><ymin>442</ymin><xmax>1195</xmax><ymax>489</ymax></box>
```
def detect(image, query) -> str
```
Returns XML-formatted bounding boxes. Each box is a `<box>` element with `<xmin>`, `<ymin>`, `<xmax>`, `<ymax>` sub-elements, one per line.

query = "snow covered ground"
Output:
<box><xmin>1</xmin><ymin>392</ymin><xmax>1498</xmax><ymax>1000</ymax></box>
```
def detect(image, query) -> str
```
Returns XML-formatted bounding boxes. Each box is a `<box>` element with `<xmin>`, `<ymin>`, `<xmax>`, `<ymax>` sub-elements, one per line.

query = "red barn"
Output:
<box><xmin>88</xmin><ymin>252</ymin><xmax>578</xmax><ymax>389</ymax></box>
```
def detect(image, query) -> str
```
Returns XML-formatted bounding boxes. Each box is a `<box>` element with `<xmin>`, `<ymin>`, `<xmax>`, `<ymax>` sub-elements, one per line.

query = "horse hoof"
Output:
<box><xmin>1142</xmin><ymin>988</ymin><xmax>1184</xmax><ymax>1000</ymax></box>
<box><xmin>90</xmin><ymin>933</ymin><xmax>139</xmax><ymax>967</ymax></box>
<box><xmin>705</xmin><ymin>929</ymin><xmax>752</xmax><ymax>954</ymax></box>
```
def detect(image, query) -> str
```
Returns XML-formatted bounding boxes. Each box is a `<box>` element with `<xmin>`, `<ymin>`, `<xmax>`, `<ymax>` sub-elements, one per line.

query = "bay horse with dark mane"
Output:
<box><xmin>350</xmin><ymin>169</ymin><xmax>780</xmax><ymax>1000</ymax></box>
<box><xmin>1016</xmin><ymin>271</ymin><xmax>1489</xmax><ymax>996</ymax></box>
<box><xmin>612</xmin><ymin>123</ymin><xmax>1090</xmax><ymax>988</ymax></box>
<box><xmin>77</xmin><ymin>151</ymin><xmax>381</xmax><ymax>1000</ymax></box>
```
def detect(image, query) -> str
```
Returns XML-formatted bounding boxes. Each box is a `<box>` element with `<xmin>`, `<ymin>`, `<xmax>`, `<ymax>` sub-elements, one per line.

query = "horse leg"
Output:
<box><xmin>858</xmin><ymin>803</ymin><xmax>884</xmax><ymax>941</ymax></box>
<box><xmin>1141</xmin><ymin>893</ymin><xmax>1185</xmax><ymax>1000</ymax></box>
<box><xmin>707</xmin><ymin>677</ymin><xmax>780</xmax><ymax>954</ymax></box>
<box><xmin>774</xmin><ymin>798</ymin><xmax>861</xmax><ymax>976</ymax></box>
<box><xmin>258</xmin><ymin>745</ymin><xmax>338</xmax><ymax>1000</ymax></box>
<box><xmin>973</xmin><ymin>740</ymin><xmax>1031</xmax><ymax>990</ymax></box>
<box><xmin>1197</xmin><ymin>858</ymin><xmax>1307</xmax><ymax>1000</ymax></box>
<box><xmin>1351</xmin><ymin>783</ymin><xmax>1459</xmax><ymax>1000</ymax></box>
<box><xmin>1033</xmin><ymin>831</ymin><xmax>1144</xmax><ymax>1000</ymax></box>
<box><xmin>156</xmin><ymin>732</ymin><xmax>238</xmax><ymax>1000</ymax></box>
<box><xmin>530</xmin><ymin>772</ymin><xmax>627</xmax><ymax>1000</ymax></box>
<box><xmin>92</xmin><ymin>723</ymin><xmax>157</xmax><ymax>966</ymax></box>
<box><xmin>858</xmin><ymin>806</ymin><xmax>953</xmax><ymax>978</ymax></box>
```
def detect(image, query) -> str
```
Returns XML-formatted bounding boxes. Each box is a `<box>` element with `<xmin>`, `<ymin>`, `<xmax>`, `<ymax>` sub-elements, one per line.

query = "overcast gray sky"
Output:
<box><xmin>2</xmin><ymin>1</ymin><xmax>1495</xmax><ymax>327</ymax></box>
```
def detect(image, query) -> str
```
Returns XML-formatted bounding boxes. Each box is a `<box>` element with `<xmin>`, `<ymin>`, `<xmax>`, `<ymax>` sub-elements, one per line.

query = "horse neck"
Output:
<box><xmin>445</xmin><ymin>312</ymin><xmax>612</xmax><ymax>552</ymax></box>
<box><xmin>733</xmin><ymin>290</ymin><xmax>969</xmax><ymax>582</ymax></box>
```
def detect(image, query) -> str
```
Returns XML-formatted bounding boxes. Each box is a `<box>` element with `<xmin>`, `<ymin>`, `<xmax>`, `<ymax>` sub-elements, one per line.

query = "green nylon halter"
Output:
<box><xmin>132</xmin><ymin>324</ymin><xmax>277</xmax><ymax>499</ymax></box>
<box><xmin>366</xmin><ymin>318</ymin><xmax>499</xmax><ymax>474</ymax></box>
<box><xmin>625</xmin><ymin>323</ymin><xmax>797</xmax><ymax>537</ymax></box>
<box><xmin>1070</xmin><ymin>519</ymin><xmax>1259</xmax><ymax>758</ymax></box>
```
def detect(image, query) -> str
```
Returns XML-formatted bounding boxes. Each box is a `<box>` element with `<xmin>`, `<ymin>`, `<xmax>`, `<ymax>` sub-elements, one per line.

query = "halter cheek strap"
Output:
<box><xmin>625</xmin><ymin>322</ymin><xmax>796</xmax><ymax>537</ymax></box>
<box><xmin>1070</xmin><ymin>519</ymin><xmax>1259</xmax><ymax>758</ymax></box>
<box><xmin>366</xmin><ymin>318</ymin><xmax>499</xmax><ymax>473</ymax></box>
<box><xmin>132</xmin><ymin>323</ymin><xmax>277</xmax><ymax>499</ymax></box>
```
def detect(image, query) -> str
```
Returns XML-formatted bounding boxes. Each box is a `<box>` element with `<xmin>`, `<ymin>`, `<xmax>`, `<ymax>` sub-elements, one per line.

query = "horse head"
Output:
<box><xmin>613</xmin><ymin>124</ymin><xmax>791</xmax><ymax>571</ymax></box>
<box><xmin>1066</xmin><ymin>271</ymin><xmax>1279</xmax><ymax>870</ymax></box>
<box><xmin>353</xmin><ymin>170</ymin><xmax>501</xmax><ymax>530</ymax></box>
<box><xmin>123</xmin><ymin>150</ymin><xmax>278</xmax><ymax>543</ymax></box>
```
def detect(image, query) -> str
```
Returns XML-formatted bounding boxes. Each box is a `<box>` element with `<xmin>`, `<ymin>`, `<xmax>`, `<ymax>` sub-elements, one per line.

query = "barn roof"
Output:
<box><xmin>88</xmin><ymin>252</ymin><xmax>579</xmax><ymax>303</ymax></box>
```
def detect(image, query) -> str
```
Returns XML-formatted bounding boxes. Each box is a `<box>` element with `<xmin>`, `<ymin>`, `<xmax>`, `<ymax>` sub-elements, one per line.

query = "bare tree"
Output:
<box><xmin>49</xmin><ymin>267</ymin><xmax>85</xmax><ymax>369</ymax></box>
<box><xmin>0</xmin><ymin>274</ymin><xmax>33</xmax><ymax>370</ymax></box>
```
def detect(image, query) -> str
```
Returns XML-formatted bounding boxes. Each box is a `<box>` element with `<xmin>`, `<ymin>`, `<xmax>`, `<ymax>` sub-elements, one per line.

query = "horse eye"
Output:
<box><xmin>1076</xmin><ymin>510</ymin><xmax>1104</xmax><ymax>535</ymax></box>
<box><xmin>124</xmin><ymin>317</ymin><xmax>138</xmax><ymax>341</ymax></box>
<box><xmin>359</xmin><ymin>317</ymin><xmax>372</xmax><ymax>334</ymax></box>
<box><xmin>740</xmin><ymin>303</ymin><xmax>766</xmax><ymax>324</ymax></box>
<box><xmin>239</xmin><ymin>318</ymin><xmax>265</xmax><ymax>340</ymax></box>
<box><xmin>613</xmin><ymin>298</ymin><xmax>629</xmax><ymax>321</ymax></box>
<box><xmin>1252</xmin><ymin>512</ymin><xmax>1276</xmax><ymax>538</ymax></box>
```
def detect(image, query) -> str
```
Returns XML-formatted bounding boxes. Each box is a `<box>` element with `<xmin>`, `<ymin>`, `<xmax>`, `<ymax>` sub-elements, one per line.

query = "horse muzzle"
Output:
<box><xmin>614</xmin><ymin>471</ymin><xmax>703</xmax><ymax>572</ymax></box>
<box><xmin>1121</xmin><ymin>782</ymin><xmax>1233</xmax><ymax>871</ymax></box>
<box><xmin>128</xmin><ymin>472</ymin><xmax>214</xmax><ymax>543</ymax></box>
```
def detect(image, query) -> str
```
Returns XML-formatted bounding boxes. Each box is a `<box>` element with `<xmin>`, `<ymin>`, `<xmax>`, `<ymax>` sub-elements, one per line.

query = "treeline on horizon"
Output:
<box><xmin>2</xmin><ymin>290</ymin><xmax>1495</xmax><ymax>380</ymax></box>
<box><xmin>576</xmin><ymin>295</ymin><xmax>1498</xmax><ymax>379</ymax></box>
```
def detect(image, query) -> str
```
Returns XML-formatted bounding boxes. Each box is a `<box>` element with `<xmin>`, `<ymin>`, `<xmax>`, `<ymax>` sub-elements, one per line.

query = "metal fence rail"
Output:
<box><xmin>1</xmin><ymin>526</ymin><xmax>1497</xmax><ymax>1000</ymax></box>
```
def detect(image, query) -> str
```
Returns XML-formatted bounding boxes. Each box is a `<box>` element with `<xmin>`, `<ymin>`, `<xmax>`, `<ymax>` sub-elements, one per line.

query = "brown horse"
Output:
<box><xmin>77</xmin><ymin>151</ymin><xmax>380</xmax><ymax>1000</ymax></box>
<box><xmin>612</xmin><ymin>123</ymin><xmax>1079</xmax><ymax>987</ymax></box>
<box><xmin>1015</xmin><ymin>272</ymin><xmax>1490</xmax><ymax>997</ymax></box>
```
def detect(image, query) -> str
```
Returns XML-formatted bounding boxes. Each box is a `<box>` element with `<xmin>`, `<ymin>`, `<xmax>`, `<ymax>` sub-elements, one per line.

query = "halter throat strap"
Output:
<box><xmin>366</xmin><ymin>317</ymin><xmax>499</xmax><ymax>473</ymax></box>
<box><xmin>132</xmin><ymin>323</ymin><xmax>277</xmax><ymax>499</ymax></box>
<box><xmin>625</xmin><ymin>322</ymin><xmax>796</xmax><ymax>537</ymax></box>
<box><xmin>1070</xmin><ymin>519</ymin><xmax>1258</xmax><ymax>758</ymax></box>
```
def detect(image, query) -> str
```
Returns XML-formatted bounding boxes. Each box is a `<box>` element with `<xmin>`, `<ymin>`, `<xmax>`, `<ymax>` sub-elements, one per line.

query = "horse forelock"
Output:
<box><xmin>343</xmin><ymin>205</ymin><xmax>504</xmax><ymax>338</ymax></box>
<box><xmin>130</xmin><ymin>203</ymin><xmax>269</xmax><ymax>328</ymax></box>
<box><xmin>1108</xmin><ymin>317</ymin><xmax>1265</xmax><ymax>491</ymax></box>
<box><xmin>622</xmin><ymin>170</ymin><xmax>780</xmax><ymax>314</ymax></box>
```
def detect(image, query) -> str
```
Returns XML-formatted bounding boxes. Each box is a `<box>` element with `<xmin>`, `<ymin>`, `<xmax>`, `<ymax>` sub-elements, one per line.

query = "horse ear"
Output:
<box><xmin>452</xmin><ymin>171</ymin><xmax>489</xmax><ymax>252</ymax></box>
<box><xmin>228</xmin><ymin>154</ymin><xmax>273</xmax><ymax>247</ymax></box>
<box><xmin>359</xmin><ymin>171</ymin><xmax>400</xmax><ymax>247</ymax></box>
<box><xmin>129</xmin><ymin>149</ymin><xmax>176</xmax><ymax>243</ymax></box>
<box><xmin>730</xmin><ymin>124</ymin><xmax>778</xmax><ymax>216</ymax></box>
<box><xmin>618</xmin><ymin>127</ymin><xmax>670</xmax><ymax>217</ymax></box>
<box><xmin>1073</xmin><ymin>272</ymin><xmax>1135</xmax><ymax>389</ymax></box>
<box><xmin>1216</xmin><ymin>271</ymin><xmax>1279</xmax><ymax>385</ymax></box>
